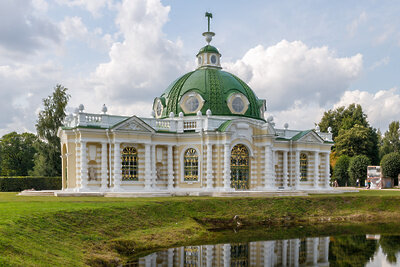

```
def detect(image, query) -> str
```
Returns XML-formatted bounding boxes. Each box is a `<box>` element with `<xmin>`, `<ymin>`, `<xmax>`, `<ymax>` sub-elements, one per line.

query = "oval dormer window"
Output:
<box><xmin>228</xmin><ymin>93</ymin><xmax>249</xmax><ymax>115</ymax></box>
<box><xmin>154</xmin><ymin>98</ymin><xmax>163</xmax><ymax>118</ymax></box>
<box><xmin>185</xmin><ymin>96</ymin><xmax>199</xmax><ymax>112</ymax></box>
<box><xmin>210</xmin><ymin>54</ymin><xmax>217</xmax><ymax>64</ymax></box>
<box><xmin>179</xmin><ymin>92</ymin><xmax>204</xmax><ymax>114</ymax></box>
<box><xmin>232</xmin><ymin>97</ymin><xmax>244</xmax><ymax>113</ymax></box>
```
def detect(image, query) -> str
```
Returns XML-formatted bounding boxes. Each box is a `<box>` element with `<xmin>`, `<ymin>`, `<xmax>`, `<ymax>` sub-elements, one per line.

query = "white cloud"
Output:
<box><xmin>334</xmin><ymin>88</ymin><xmax>400</xmax><ymax>131</ymax></box>
<box><xmin>60</xmin><ymin>16</ymin><xmax>113</xmax><ymax>50</ymax></box>
<box><xmin>224</xmin><ymin>40</ymin><xmax>363</xmax><ymax>111</ymax></box>
<box><xmin>56</xmin><ymin>0</ymin><xmax>114</xmax><ymax>17</ymax></box>
<box><xmin>0</xmin><ymin>61</ymin><xmax>63</xmax><ymax>135</ymax></box>
<box><xmin>0</xmin><ymin>0</ymin><xmax>60</xmax><ymax>58</ymax></box>
<box><xmin>87</xmin><ymin>0</ymin><xmax>190</xmax><ymax>114</ymax></box>
<box><xmin>347</xmin><ymin>12</ymin><xmax>367</xmax><ymax>37</ymax></box>
<box><xmin>369</xmin><ymin>56</ymin><xmax>390</xmax><ymax>70</ymax></box>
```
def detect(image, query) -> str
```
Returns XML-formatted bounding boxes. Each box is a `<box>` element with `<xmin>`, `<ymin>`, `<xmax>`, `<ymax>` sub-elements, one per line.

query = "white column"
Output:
<box><xmin>312</xmin><ymin>238</ymin><xmax>319</xmax><ymax>265</ymax></box>
<box><xmin>167</xmin><ymin>145</ymin><xmax>174</xmax><ymax>190</ymax></box>
<box><xmin>223</xmin><ymin>244</ymin><xmax>231</xmax><ymax>267</ymax></box>
<box><xmin>206</xmin><ymin>245</ymin><xmax>214</xmax><ymax>267</ymax></box>
<box><xmin>264</xmin><ymin>145</ymin><xmax>275</xmax><ymax>189</ymax></box>
<box><xmin>113</xmin><ymin>142</ymin><xmax>121</xmax><ymax>191</ymax></box>
<box><xmin>223</xmin><ymin>143</ymin><xmax>231</xmax><ymax>190</ymax></box>
<box><xmin>323</xmin><ymin>237</ymin><xmax>329</xmax><ymax>263</ymax></box>
<box><xmin>314</xmin><ymin>151</ymin><xmax>319</xmax><ymax>188</ymax></box>
<box><xmin>283</xmin><ymin>151</ymin><xmax>288</xmax><ymax>189</ymax></box>
<box><xmin>294</xmin><ymin>150</ymin><xmax>300</xmax><ymax>190</ymax></box>
<box><xmin>263</xmin><ymin>241</ymin><xmax>275</xmax><ymax>267</ymax></box>
<box><xmin>325</xmin><ymin>152</ymin><xmax>330</xmax><ymax>188</ymax></box>
<box><xmin>282</xmin><ymin>240</ymin><xmax>287</xmax><ymax>266</ymax></box>
<box><xmin>293</xmin><ymin>239</ymin><xmax>300</xmax><ymax>267</ymax></box>
<box><xmin>167</xmin><ymin>248</ymin><xmax>174</xmax><ymax>267</ymax></box>
<box><xmin>80</xmin><ymin>141</ymin><xmax>88</xmax><ymax>190</ymax></box>
<box><xmin>145</xmin><ymin>144</ymin><xmax>151</xmax><ymax>190</ymax></box>
<box><xmin>151</xmin><ymin>145</ymin><xmax>156</xmax><ymax>188</ymax></box>
<box><xmin>206</xmin><ymin>143</ymin><xmax>213</xmax><ymax>189</ymax></box>
<box><xmin>100</xmin><ymin>142</ymin><xmax>108</xmax><ymax>190</ymax></box>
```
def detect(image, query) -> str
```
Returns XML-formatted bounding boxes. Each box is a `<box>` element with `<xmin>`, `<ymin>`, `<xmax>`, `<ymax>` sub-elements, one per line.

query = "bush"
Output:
<box><xmin>0</xmin><ymin>177</ymin><xmax>61</xmax><ymax>192</ymax></box>
<box><xmin>348</xmin><ymin>155</ymin><xmax>371</xmax><ymax>186</ymax></box>
<box><xmin>381</xmin><ymin>152</ymin><xmax>400</xmax><ymax>185</ymax></box>
<box><xmin>333</xmin><ymin>155</ymin><xmax>351</xmax><ymax>186</ymax></box>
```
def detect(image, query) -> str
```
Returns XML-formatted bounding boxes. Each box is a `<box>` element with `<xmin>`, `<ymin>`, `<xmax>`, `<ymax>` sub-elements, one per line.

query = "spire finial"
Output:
<box><xmin>203</xmin><ymin>12</ymin><xmax>215</xmax><ymax>44</ymax></box>
<box><xmin>205</xmin><ymin>12</ymin><xmax>212</xmax><ymax>32</ymax></box>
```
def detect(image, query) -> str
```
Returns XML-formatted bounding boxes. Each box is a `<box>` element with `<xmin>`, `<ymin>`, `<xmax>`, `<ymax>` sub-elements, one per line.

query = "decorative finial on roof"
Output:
<box><xmin>205</xmin><ymin>12</ymin><xmax>212</xmax><ymax>32</ymax></box>
<box><xmin>203</xmin><ymin>12</ymin><xmax>215</xmax><ymax>44</ymax></box>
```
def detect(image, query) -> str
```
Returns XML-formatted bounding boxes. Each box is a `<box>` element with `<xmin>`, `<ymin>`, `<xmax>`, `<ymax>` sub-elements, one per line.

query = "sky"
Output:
<box><xmin>0</xmin><ymin>0</ymin><xmax>399</xmax><ymax>136</ymax></box>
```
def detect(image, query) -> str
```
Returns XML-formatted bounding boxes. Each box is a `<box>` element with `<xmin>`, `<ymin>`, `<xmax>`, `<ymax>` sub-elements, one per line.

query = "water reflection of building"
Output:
<box><xmin>128</xmin><ymin>237</ymin><xmax>329</xmax><ymax>266</ymax></box>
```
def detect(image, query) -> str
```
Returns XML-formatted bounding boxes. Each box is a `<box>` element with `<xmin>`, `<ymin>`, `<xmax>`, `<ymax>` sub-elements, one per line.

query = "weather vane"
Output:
<box><xmin>205</xmin><ymin>12</ymin><xmax>212</xmax><ymax>32</ymax></box>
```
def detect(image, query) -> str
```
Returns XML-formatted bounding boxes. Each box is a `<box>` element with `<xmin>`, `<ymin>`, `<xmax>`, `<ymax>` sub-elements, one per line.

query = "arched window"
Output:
<box><xmin>184</xmin><ymin>148</ymin><xmax>198</xmax><ymax>181</ymax></box>
<box><xmin>300</xmin><ymin>153</ymin><xmax>308</xmax><ymax>181</ymax></box>
<box><xmin>122</xmin><ymin>147</ymin><xmax>138</xmax><ymax>181</ymax></box>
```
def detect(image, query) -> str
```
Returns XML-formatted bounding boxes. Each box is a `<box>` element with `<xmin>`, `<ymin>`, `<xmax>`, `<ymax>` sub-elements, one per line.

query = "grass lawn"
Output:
<box><xmin>1</xmin><ymin>190</ymin><xmax>400</xmax><ymax>266</ymax></box>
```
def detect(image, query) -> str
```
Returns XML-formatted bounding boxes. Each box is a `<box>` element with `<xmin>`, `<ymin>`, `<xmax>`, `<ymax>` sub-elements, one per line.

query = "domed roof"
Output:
<box><xmin>155</xmin><ymin>68</ymin><xmax>265</xmax><ymax>120</ymax></box>
<box><xmin>152</xmin><ymin>13</ymin><xmax>266</xmax><ymax>121</ymax></box>
<box><xmin>197</xmin><ymin>45</ymin><xmax>220</xmax><ymax>56</ymax></box>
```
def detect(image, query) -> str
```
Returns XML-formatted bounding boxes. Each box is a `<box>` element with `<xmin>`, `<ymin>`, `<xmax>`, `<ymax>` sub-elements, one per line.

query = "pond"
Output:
<box><xmin>125</xmin><ymin>233</ymin><xmax>400</xmax><ymax>266</ymax></box>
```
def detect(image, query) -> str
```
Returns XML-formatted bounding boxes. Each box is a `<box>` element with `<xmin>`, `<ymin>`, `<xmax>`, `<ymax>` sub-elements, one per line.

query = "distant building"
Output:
<box><xmin>58</xmin><ymin>14</ymin><xmax>333</xmax><ymax>194</ymax></box>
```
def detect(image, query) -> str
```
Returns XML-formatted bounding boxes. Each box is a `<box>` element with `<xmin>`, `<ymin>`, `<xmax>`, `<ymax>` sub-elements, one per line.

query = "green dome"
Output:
<box><xmin>156</xmin><ymin>68</ymin><xmax>265</xmax><ymax>120</ymax></box>
<box><xmin>197</xmin><ymin>45</ymin><xmax>220</xmax><ymax>56</ymax></box>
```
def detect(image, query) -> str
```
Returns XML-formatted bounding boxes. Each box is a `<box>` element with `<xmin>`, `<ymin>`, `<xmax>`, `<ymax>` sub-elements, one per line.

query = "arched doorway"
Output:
<box><xmin>231</xmin><ymin>144</ymin><xmax>250</xmax><ymax>190</ymax></box>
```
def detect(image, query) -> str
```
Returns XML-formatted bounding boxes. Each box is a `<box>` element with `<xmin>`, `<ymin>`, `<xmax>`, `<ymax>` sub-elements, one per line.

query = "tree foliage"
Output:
<box><xmin>0</xmin><ymin>132</ymin><xmax>38</xmax><ymax>176</ymax></box>
<box><xmin>32</xmin><ymin>84</ymin><xmax>70</xmax><ymax>176</ymax></box>
<box><xmin>380</xmin><ymin>152</ymin><xmax>400</xmax><ymax>183</ymax></box>
<box><xmin>379</xmin><ymin>235</ymin><xmax>400</xmax><ymax>264</ymax></box>
<box><xmin>335</xmin><ymin>124</ymin><xmax>379</xmax><ymax>164</ymax></box>
<box><xmin>379</xmin><ymin>121</ymin><xmax>400</xmax><ymax>159</ymax></box>
<box><xmin>318</xmin><ymin>104</ymin><xmax>369</xmax><ymax>139</ymax></box>
<box><xmin>329</xmin><ymin>235</ymin><xmax>377</xmax><ymax>266</ymax></box>
<box><xmin>333</xmin><ymin>155</ymin><xmax>350</xmax><ymax>186</ymax></box>
<box><xmin>348</xmin><ymin>155</ymin><xmax>371</xmax><ymax>186</ymax></box>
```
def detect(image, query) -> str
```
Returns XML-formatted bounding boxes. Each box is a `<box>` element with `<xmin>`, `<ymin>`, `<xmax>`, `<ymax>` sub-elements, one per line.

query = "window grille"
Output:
<box><xmin>122</xmin><ymin>147</ymin><xmax>138</xmax><ymax>181</ymax></box>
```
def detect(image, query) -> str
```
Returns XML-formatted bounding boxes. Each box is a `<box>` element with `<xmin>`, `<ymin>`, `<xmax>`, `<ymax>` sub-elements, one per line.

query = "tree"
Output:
<box><xmin>379</xmin><ymin>235</ymin><xmax>400</xmax><ymax>264</ymax></box>
<box><xmin>319</xmin><ymin>104</ymin><xmax>369</xmax><ymax>139</ymax></box>
<box><xmin>0</xmin><ymin>132</ymin><xmax>38</xmax><ymax>176</ymax></box>
<box><xmin>379</xmin><ymin>121</ymin><xmax>400</xmax><ymax>159</ymax></box>
<box><xmin>333</xmin><ymin>155</ymin><xmax>350</xmax><ymax>186</ymax></box>
<box><xmin>348</xmin><ymin>155</ymin><xmax>371</xmax><ymax>186</ymax></box>
<box><xmin>335</xmin><ymin>124</ymin><xmax>379</xmax><ymax>164</ymax></box>
<box><xmin>380</xmin><ymin>152</ymin><xmax>400</xmax><ymax>185</ymax></box>
<box><xmin>31</xmin><ymin>84</ymin><xmax>70</xmax><ymax>176</ymax></box>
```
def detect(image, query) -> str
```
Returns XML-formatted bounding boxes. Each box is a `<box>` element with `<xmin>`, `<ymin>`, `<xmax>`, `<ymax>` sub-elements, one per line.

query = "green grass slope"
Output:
<box><xmin>0</xmin><ymin>190</ymin><xmax>400</xmax><ymax>266</ymax></box>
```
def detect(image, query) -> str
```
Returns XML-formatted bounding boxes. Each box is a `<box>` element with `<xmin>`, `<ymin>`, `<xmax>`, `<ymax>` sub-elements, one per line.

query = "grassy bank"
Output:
<box><xmin>1</xmin><ymin>190</ymin><xmax>400</xmax><ymax>266</ymax></box>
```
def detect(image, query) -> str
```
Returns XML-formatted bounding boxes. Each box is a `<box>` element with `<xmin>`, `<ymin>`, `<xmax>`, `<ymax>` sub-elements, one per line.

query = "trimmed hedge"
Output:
<box><xmin>0</xmin><ymin>177</ymin><xmax>61</xmax><ymax>192</ymax></box>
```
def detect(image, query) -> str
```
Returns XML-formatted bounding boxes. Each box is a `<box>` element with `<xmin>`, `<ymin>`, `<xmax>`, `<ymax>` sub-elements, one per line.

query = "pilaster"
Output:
<box><xmin>144</xmin><ymin>144</ymin><xmax>151</xmax><ymax>190</ymax></box>
<box><xmin>167</xmin><ymin>145</ymin><xmax>174</xmax><ymax>190</ymax></box>
<box><xmin>294</xmin><ymin>150</ymin><xmax>300</xmax><ymax>190</ymax></box>
<box><xmin>206</xmin><ymin>143</ymin><xmax>213</xmax><ymax>189</ymax></box>
<box><xmin>314</xmin><ymin>151</ymin><xmax>319</xmax><ymax>188</ymax></box>
<box><xmin>80</xmin><ymin>141</ymin><xmax>88</xmax><ymax>190</ymax></box>
<box><xmin>113</xmin><ymin>142</ymin><xmax>121</xmax><ymax>191</ymax></box>
<box><xmin>325</xmin><ymin>152</ymin><xmax>330</xmax><ymax>188</ymax></box>
<box><xmin>100</xmin><ymin>142</ymin><xmax>108</xmax><ymax>190</ymax></box>
<box><xmin>283</xmin><ymin>151</ymin><xmax>288</xmax><ymax>189</ymax></box>
<box><xmin>223</xmin><ymin>143</ymin><xmax>231</xmax><ymax>190</ymax></box>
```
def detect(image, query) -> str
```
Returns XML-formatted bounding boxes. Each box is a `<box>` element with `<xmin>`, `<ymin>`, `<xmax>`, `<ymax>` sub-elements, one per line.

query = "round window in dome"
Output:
<box><xmin>210</xmin><ymin>55</ymin><xmax>217</xmax><ymax>64</ymax></box>
<box><xmin>227</xmin><ymin>93</ymin><xmax>249</xmax><ymax>115</ymax></box>
<box><xmin>185</xmin><ymin>96</ymin><xmax>199</xmax><ymax>112</ymax></box>
<box><xmin>179</xmin><ymin>92</ymin><xmax>204</xmax><ymax>114</ymax></box>
<box><xmin>232</xmin><ymin>97</ymin><xmax>244</xmax><ymax>113</ymax></box>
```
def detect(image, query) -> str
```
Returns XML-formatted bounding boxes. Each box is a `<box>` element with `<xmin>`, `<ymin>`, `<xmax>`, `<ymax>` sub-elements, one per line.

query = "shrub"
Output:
<box><xmin>381</xmin><ymin>152</ymin><xmax>400</xmax><ymax>185</ymax></box>
<box><xmin>348</xmin><ymin>155</ymin><xmax>371</xmax><ymax>186</ymax></box>
<box><xmin>333</xmin><ymin>155</ymin><xmax>351</xmax><ymax>186</ymax></box>
<box><xmin>0</xmin><ymin>177</ymin><xmax>61</xmax><ymax>192</ymax></box>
